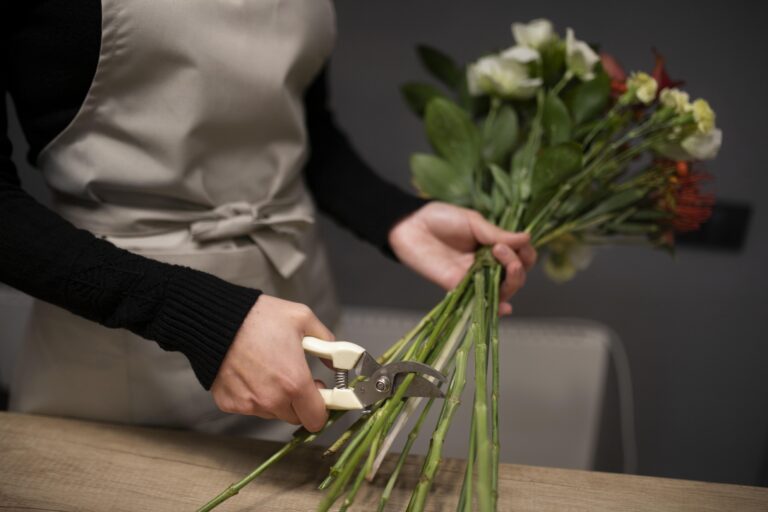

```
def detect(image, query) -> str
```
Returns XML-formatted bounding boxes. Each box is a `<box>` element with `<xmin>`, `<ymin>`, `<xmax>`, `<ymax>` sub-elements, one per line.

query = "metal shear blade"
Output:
<box><xmin>353</xmin><ymin>353</ymin><xmax>446</xmax><ymax>407</ymax></box>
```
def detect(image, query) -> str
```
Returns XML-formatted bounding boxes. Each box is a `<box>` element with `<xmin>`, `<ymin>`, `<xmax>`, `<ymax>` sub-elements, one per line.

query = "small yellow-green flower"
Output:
<box><xmin>659</xmin><ymin>88</ymin><xmax>691</xmax><ymax>114</ymax></box>
<box><xmin>692</xmin><ymin>98</ymin><xmax>716</xmax><ymax>134</ymax></box>
<box><xmin>627</xmin><ymin>72</ymin><xmax>658</xmax><ymax>105</ymax></box>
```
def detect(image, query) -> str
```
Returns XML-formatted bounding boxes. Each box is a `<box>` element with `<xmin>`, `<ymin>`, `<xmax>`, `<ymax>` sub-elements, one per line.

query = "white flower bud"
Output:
<box><xmin>511</xmin><ymin>19</ymin><xmax>555</xmax><ymax>49</ymax></box>
<box><xmin>565</xmin><ymin>28</ymin><xmax>600</xmax><ymax>81</ymax></box>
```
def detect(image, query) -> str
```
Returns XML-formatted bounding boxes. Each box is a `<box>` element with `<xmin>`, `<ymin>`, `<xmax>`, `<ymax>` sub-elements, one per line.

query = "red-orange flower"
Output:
<box><xmin>600</xmin><ymin>52</ymin><xmax>627</xmax><ymax>94</ymax></box>
<box><xmin>658</xmin><ymin>160</ymin><xmax>715</xmax><ymax>233</ymax></box>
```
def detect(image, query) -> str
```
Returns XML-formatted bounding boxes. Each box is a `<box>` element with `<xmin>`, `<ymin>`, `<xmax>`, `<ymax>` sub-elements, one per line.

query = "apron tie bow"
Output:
<box><xmin>190</xmin><ymin>201</ymin><xmax>313</xmax><ymax>278</ymax></box>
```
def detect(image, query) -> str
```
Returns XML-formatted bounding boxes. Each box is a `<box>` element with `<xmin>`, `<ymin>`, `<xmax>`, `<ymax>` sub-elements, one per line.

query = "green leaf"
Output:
<box><xmin>510</xmin><ymin>147</ymin><xmax>532</xmax><ymax>201</ymax></box>
<box><xmin>607</xmin><ymin>223</ymin><xmax>659</xmax><ymax>234</ymax></box>
<box><xmin>472</xmin><ymin>189</ymin><xmax>494</xmax><ymax>214</ymax></box>
<box><xmin>539</xmin><ymin>40</ymin><xmax>566</xmax><ymax>87</ymax></box>
<box><xmin>400</xmin><ymin>82</ymin><xmax>447</xmax><ymax>117</ymax></box>
<box><xmin>424</xmin><ymin>98</ymin><xmax>481</xmax><ymax>174</ymax></box>
<box><xmin>531</xmin><ymin>142</ymin><xmax>583</xmax><ymax>196</ymax></box>
<box><xmin>417</xmin><ymin>45</ymin><xmax>464</xmax><ymax>90</ymax></box>
<box><xmin>631</xmin><ymin>209</ymin><xmax>671</xmax><ymax>221</ymax></box>
<box><xmin>491</xmin><ymin>186</ymin><xmax>506</xmax><ymax>218</ymax></box>
<box><xmin>488</xmin><ymin>163</ymin><xmax>513</xmax><ymax>202</ymax></box>
<box><xmin>565</xmin><ymin>72</ymin><xmax>611</xmax><ymax>125</ymax></box>
<box><xmin>526</xmin><ymin>142</ymin><xmax>583</xmax><ymax>222</ymax></box>
<box><xmin>482</xmin><ymin>105</ymin><xmax>519</xmax><ymax>165</ymax></box>
<box><xmin>542</xmin><ymin>93</ymin><xmax>572</xmax><ymax>145</ymax></box>
<box><xmin>410</xmin><ymin>153</ymin><xmax>472</xmax><ymax>205</ymax></box>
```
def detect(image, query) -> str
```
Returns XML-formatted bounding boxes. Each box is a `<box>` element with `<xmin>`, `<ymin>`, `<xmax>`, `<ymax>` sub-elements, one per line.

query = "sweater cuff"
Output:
<box><xmin>149</xmin><ymin>267</ymin><xmax>261</xmax><ymax>389</ymax></box>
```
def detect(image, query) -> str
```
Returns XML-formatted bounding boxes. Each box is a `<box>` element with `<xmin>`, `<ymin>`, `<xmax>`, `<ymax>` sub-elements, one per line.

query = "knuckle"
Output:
<box><xmin>278</xmin><ymin>373</ymin><xmax>305</xmax><ymax>399</ymax></box>
<box><xmin>295</xmin><ymin>304</ymin><xmax>314</xmax><ymax>322</ymax></box>
<box><xmin>257</xmin><ymin>394</ymin><xmax>281</xmax><ymax>413</ymax></box>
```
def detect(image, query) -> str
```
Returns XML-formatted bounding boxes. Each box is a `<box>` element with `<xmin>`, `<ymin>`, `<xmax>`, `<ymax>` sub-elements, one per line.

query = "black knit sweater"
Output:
<box><xmin>0</xmin><ymin>1</ymin><xmax>426</xmax><ymax>389</ymax></box>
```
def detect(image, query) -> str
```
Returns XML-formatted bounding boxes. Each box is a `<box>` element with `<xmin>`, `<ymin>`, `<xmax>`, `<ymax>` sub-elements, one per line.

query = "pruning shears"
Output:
<box><xmin>302</xmin><ymin>336</ymin><xmax>447</xmax><ymax>410</ymax></box>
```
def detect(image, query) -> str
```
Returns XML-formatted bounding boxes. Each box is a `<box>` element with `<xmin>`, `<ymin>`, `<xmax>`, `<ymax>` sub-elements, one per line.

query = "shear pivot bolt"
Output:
<box><xmin>375</xmin><ymin>376</ymin><xmax>391</xmax><ymax>393</ymax></box>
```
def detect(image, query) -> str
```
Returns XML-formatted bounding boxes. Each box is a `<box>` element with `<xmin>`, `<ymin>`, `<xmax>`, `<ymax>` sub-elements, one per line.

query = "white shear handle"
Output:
<box><xmin>301</xmin><ymin>336</ymin><xmax>366</xmax><ymax>370</ymax></box>
<box><xmin>302</xmin><ymin>336</ymin><xmax>366</xmax><ymax>410</ymax></box>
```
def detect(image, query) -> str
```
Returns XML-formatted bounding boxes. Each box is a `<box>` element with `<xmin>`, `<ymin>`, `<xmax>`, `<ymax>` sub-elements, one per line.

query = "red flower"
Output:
<box><xmin>651</xmin><ymin>48</ymin><xmax>684</xmax><ymax>93</ymax></box>
<box><xmin>658</xmin><ymin>160</ymin><xmax>715</xmax><ymax>234</ymax></box>
<box><xmin>600</xmin><ymin>52</ymin><xmax>627</xmax><ymax>94</ymax></box>
<box><xmin>601</xmin><ymin>49</ymin><xmax>684</xmax><ymax>101</ymax></box>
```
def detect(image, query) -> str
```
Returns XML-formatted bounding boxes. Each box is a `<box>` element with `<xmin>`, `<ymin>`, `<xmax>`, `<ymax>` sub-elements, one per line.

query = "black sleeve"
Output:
<box><xmin>0</xmin><ymin>87</ymin><xmax>259</xmax><ymax>391</ymax></box>
<box><xmin>303</xmin><ymin>67</ymin><xmax>428</xmax><ymax>255</ymax></box>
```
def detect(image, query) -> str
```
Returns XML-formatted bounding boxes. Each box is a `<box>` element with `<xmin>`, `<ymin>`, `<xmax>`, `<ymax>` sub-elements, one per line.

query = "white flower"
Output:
<box><xmin>691</xmin><ymin>98</ymin><xmax>716</xmax><ymax>134</ymax></box>
<box><xmin>512</xmin><ymin>18</ymin><xmax>555</xmax><ymax>49</ymax></box>
<box><xmin>467</xmin><ymin>46</ymin><xmax>542</xmax><ymax>99</ymax></box>
<box><xmin>681</xmin><ymin>128</ymin><xmax>723</xmax><ymax>160</ymax></box>
<box><xmin>565</xmin><ymin>28</ymin><xmax>600</xmax><ymax>81</ymax></box>
<box><xmin>656</xmin><ymin>128</ymin><xmax>723</xmax><ymax>161</ymax></box>
<box><xmin>660</xmin><ymin>88</ymin><xmax>691</xmax><ymax>114</ymax></box>
<box><xmin>626</xmin><ymin>72</ymin><xmax>658</xmax><ymax>105</ymax></box>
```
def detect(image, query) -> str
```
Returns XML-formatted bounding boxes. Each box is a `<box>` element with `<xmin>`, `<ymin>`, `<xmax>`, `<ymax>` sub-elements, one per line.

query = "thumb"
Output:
<box><xmin>468</xmin><ymin>211</ymin><xmax>530</xmax><ymax>248</ymax></box>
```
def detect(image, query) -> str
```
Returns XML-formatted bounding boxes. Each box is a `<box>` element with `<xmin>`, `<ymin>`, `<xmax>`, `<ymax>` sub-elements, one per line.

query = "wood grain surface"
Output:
<box><xmin>1</xmin><ymin>412</ymin><xmax>766</xmax><ymax>511</ymax></box>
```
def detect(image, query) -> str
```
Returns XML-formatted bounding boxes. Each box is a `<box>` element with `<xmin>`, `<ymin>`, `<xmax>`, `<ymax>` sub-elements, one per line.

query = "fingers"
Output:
<box><xmin>517</xmin><ymin>244</ymin><xmax>538</xmax><ymax>271</ymax></box>
<box><xmin>467</xmin><ymin>211</ymin><xmax>530</xmax><ymax>248</ymax></box>
<box><xmin>291</xmin><ymin>374</ymin><xmax>329</xmax><ymax>432</ymax></box>
<box><xmin>492</xmin><ymin>243</ymin><xmax>527</xmax><ymax>304</ymax></box>
<box><xmin>499</xmin><ymin>302</ymin><xmax>513</xmax><ymax>316</ymax></box>
<box><xmin>273</xmin><ymin>402</ymin><xmax>301</xmax><ymax>425</ymax></box>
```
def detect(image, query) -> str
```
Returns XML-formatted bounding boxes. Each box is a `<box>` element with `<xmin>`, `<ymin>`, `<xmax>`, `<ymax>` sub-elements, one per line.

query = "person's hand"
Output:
<box><xmin>388</xmin><ymin>202</ymin><xmax>537</xmax><ymax>315</ymax></box>
<box><xmin>211</xmin><ymin>295</ymin><xmax>332</xmax><ymax>432</ymax></box>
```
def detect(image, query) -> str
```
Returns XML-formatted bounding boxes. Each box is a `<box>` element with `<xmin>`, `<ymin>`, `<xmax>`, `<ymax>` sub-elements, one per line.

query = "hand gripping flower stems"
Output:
<box><xmin>199</xmin><ymin>17</ymin><xmax>717</xmax><ymax>511</ymax></box>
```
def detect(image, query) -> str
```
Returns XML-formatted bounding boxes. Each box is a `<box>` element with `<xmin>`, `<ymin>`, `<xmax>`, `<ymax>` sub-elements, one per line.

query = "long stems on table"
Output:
<box><xmin>199</xmin><ymin>252</ymin><xmax>505</xmax><ymax>512</ymax></box>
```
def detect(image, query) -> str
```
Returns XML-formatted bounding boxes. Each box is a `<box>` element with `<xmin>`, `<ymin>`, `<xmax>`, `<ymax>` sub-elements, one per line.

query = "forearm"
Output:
<box><xmin>303</xmin><ymin>68</ymin><xmax>427</xmax><ymax>254</ymax></box>
<box><xmin>0</xmin><ymin>167</ymin><xmax>260</xmax><ymax>389</ymax></box>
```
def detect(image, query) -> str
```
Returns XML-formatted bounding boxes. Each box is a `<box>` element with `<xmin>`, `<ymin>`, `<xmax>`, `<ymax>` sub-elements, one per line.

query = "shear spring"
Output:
<box><xmin>334</xmin><ymin>369</ymin><xmax>349</xmax><ymax>389</ymax></box>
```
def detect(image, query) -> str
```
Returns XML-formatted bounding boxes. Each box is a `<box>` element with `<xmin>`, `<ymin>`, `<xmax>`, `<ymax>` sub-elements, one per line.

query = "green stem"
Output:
<box><xmin>472</xmin><ymin>271</ymin><xmax>493</xmax><ymax>512</ymax></box>
<box><xmin>488</xmin><ymin>266</ymin><xmax>502</xmax><ymax>510</ymax></box>
<box><xmin>406</xmin><ymin>312</ymin><xmax>476</xmax><ymax>512</ymax></box>
<box><xmin>338</xmin><ymin>430</ymin><xmax>381</xmax><ymax>512</ymax></box>
<box><xmin>197</xmin><ymin>413</ymin><xmax>343</xmax><ymax>512</ymax></box>
<box><xmin>319</xmin><ymin>407</ymin><xmax>383</xmax><ymax>490</ymax></box>
<box><xmin>550</xmin><ymin>71</ymin><xmax>572</xmax><ymax>96</ymax></box>
<box><xmin>457</xmin><ymin>398</ymin><xmax>476</xmax><ymax>512</ymax></box>
<box><xmin>370</xmin><ymin>299</ymin><xmax>473</xmax><ymax>480</ymax></box>
<box><xmin>377</xmin><ymin>398</ymin><xmax>437</xmax><ymax>512</ymax></box>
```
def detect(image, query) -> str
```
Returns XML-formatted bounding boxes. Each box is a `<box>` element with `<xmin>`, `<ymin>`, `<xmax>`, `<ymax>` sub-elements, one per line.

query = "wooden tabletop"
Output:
<box><xmin>0</xmin><ymin>412</ymin><xmax>766</xmax><ymax>511</ymax></box>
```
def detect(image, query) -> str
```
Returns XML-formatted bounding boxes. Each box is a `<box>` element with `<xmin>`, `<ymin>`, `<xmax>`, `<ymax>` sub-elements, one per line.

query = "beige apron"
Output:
<box><xmin>10</xmin><ymin>0</ymin><xmax>339</xmax><ymax>439</ymax></box>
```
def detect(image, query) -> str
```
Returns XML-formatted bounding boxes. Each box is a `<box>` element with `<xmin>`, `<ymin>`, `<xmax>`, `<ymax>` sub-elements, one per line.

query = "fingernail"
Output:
<box><xmin>496</xmin><ymin>244</ymin><xmax>510</xmax><ymax>256</ymax></box>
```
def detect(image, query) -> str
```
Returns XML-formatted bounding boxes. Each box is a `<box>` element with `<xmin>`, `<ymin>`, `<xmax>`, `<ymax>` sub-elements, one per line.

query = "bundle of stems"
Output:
<box><xmin>199</xmin><ymin>18</ymin><xmax>718</xmax><ymax>512</ymax></box>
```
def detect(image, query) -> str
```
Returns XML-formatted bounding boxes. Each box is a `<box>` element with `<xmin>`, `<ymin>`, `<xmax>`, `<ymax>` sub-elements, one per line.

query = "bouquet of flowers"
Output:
<box><xmin>200</xmin><ymin>18</ymin><xmax>717</xmax><ymax>512</ymax></box>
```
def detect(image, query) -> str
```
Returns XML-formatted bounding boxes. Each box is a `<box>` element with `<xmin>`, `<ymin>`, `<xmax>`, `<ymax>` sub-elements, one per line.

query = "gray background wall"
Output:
<box><xmin>5</xmin><ymin>0</ymin><xmax>766</xmax><ymax>489</ymax></box>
